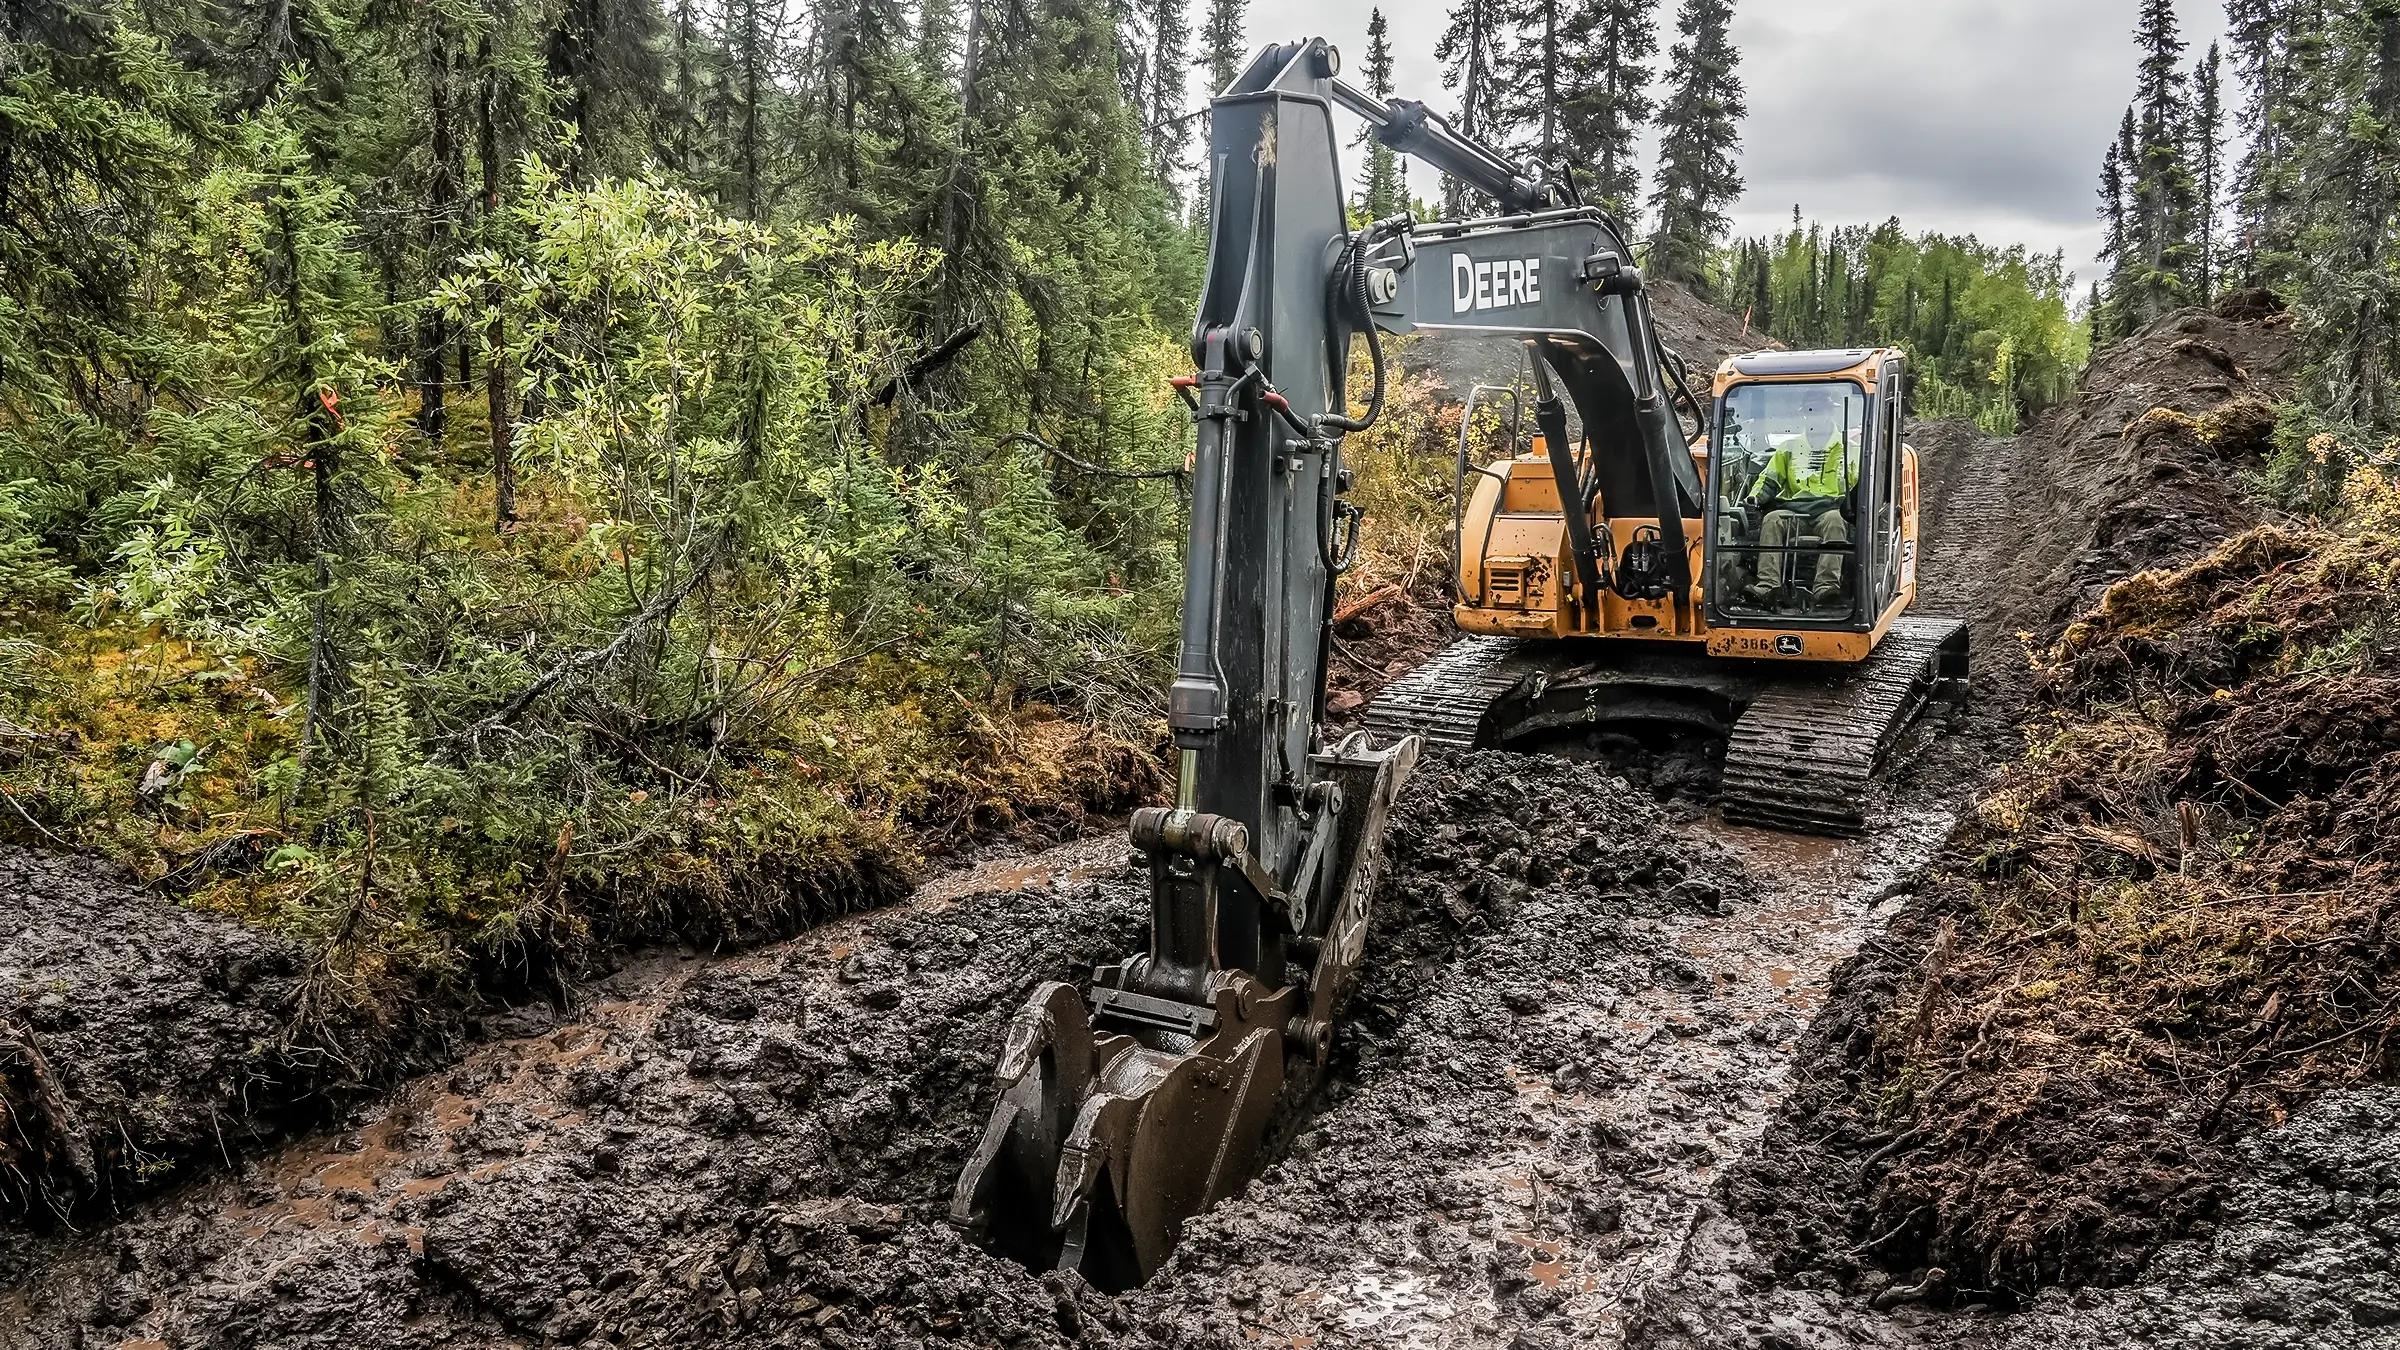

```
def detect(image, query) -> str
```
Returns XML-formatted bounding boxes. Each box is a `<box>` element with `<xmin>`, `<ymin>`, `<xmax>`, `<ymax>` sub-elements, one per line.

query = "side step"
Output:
<box><xmin>1718</xmin><ymin>616</ymin><xmax>1969</xmax><ymax>836</ymax></box>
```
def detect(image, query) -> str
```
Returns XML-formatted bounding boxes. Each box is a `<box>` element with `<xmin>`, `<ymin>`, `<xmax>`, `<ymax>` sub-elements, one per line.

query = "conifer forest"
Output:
<box><xmin>2</xmin><ymin>0</ymin><xmax>2399</xmax><ymax>1346</ymax></box>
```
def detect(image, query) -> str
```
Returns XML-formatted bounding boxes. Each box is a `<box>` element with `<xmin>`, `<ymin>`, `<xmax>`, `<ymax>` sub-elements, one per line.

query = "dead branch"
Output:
<box><xmin>1333</xmin><ymin>583</ymin><xmax>1403</xmax><ymax>625</ymax></box>
<box><xmin>1003</xmin><ymin>431</ymin><xmax>1185</xmax><ymax>481</ymax></box>
<box><xmin>0</xmin><ymin>1018</ymin><xmax>95</xmax><ymax>1188</ymax></box>
<box><xmin>441</xmin><ymin>536</ymin><xmax>729</xmax><ymax>757</ymax></box>
<box><xmin>873</xmin><ymin>323</ymin><xmax>982</xmax><ymax>405</ymax></box>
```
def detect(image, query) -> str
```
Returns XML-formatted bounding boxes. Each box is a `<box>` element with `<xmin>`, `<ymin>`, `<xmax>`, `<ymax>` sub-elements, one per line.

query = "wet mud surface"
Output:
<box><xmin>0</xmin><ymin>755</ymin><xmax>1956</xmax><ymax>1350</ymax></box>
<box><xmin>1</xmin><ymin>872</ymin><xmax>1150</xmax><ymax>1347</ymax></box>
<box><xmin>8</xmin><ymin>296</ymin><xmax>2378</xmax><ymax>1350</ymax></box>
<box><xmin>1962</xmin><ymin>1087</ymin><xmax>2400</xmax><ymax>1350</ymax></box>
<box><xmin>1120</xmin><ymin>788</ymin><xmax>1951</xmax><ymax>1350</ymax></box>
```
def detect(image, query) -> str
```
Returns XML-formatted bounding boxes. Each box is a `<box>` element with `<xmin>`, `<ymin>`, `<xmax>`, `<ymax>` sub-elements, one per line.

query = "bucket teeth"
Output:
<box><xmin>995</xmin><ymin>981</ymin><xmax>1090</xmax><ymax>1086</ymax></box>
<box><xmin>947</xmin><ymin>981</ymin><xmax>1095</xmax><ymax>1252</ymax></box>
<box><xmin>1053</xmin><ymin>1093</ymin><xmax>1128</xmax><ymax>1232</ymax></box>
<box><xmin>952</xmin><ymin>735</ymin><xmax>1421</xmax><ymax>1291</ymax></box>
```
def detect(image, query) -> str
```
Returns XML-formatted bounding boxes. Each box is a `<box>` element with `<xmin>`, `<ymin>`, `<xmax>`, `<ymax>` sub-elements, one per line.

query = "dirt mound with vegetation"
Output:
<box><xmin>0</xmin><ymin>848</ymin><xmax>353</xmax><ymax>1226</ymax></box>
<box><xmin>1971</xmin><ymin>1086</ymin><xmax>2400</xmax><ymax>1348</ymax></box>
<box><xmin>1724</xmin><ymin>294</ymin><xmax>2400</xmax><ymax>1318</ymax></box>
<box><xmin>2016</xmin><ymin>296</ymin><xmax>2297</xmax><ymax>620</ymax></box>
<box><xmin>0</xmin><ymin>755</ymin><xmax>1758</xmax><ymax>1349</ymax></box>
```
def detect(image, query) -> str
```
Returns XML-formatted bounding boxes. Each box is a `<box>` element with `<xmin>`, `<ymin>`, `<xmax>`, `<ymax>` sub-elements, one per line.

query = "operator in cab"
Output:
<box><xmin>1742</xmin><ymin>396</ymin><xmax>1859</xmax><ymax>606</ymax></box>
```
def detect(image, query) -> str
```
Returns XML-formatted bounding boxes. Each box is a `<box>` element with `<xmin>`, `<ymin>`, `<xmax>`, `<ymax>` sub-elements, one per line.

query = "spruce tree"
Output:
<box><xmin>1556</xmin><ymin>0</ymin><xmax>1656</xmax><ymax>221</ymax></box>
<box><xmin>417</xmin><ymin>8</ymin><xmax>466</xmax><ymax>444</ymax></box>
<box><xmin>1493</xmin><ymin>0</ymin><xmax>1565</xmax><ymax>169</ymax></box>
<box><xmin>2193</xmin><ymin>42</ymin><xmax>2223</xmax><ymax>305</ymax></box>
<box><xmin>2226</xmin><ymin>0</ymin><xmax>2302</xmax><ymax>280</ymax></box>
<box><xmin>1436</xmin><ymin>0</ymin><xmax>1508</xmax><ymax>215</ymax></box>
<box><xmin>2123</xmin><ymin>0</ymin><xmax>2198</xmax><ymax>325</ymax></box>
<box><xmin>1646</xmin><ymin>0</ymin><xmax>1743</xmax><ymax>291</ymax></box>
<box><xmin>719</xmin><ymin>0</ymin><xmax>784</xmax><ymax>221</ymax></box>
<box><xmin>1194</xmin><ymin>0</ymin><xmax>1247</xmax><ymax>226</ymax></box>
<box><xmin>1138</xmin><ymin>0</ymin><xmax>1191</xmax><ymax>182</ymax></box>
<box><xmin>1356</xmin><ymin>10</ymin><xmax>1403</xmax><ymax>220</ymax></box>
<box><xmin>1201</xmin><ymin>0</ymin><xmax>1246</xmax><ymax>95</ymax></box>
<box><xmin>546</xmin><ymin>0</ymin><xmax>666</xmax><ymax>180</ymax></box>
<box><xmin>1490</xmin><ymin>0</ymin><xmax>1655</xmax><ymax>221</ymax></box>
<box><xmin>2096</xmin><ymin>117</ymin><xmax>2131</xmax><ymax>341</ymax></box>
<box><xmin>2294</xmin><ymin>0</ymin><xmax>2400</xmax><ymax>425</ymax></box>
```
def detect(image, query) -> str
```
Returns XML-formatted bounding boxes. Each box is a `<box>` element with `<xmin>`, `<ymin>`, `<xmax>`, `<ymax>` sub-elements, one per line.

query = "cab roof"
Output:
<box><xmin>1721</xmin><ymin>347</ymin><xmax>1901</xmax><ymax>379</ymax></box>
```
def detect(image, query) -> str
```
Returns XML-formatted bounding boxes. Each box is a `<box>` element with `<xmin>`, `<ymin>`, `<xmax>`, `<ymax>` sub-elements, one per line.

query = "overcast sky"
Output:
<box><xmin>1186</xmin><ymin>1</ymin><xmax>2232</xmax><ymax>293</ymax></box>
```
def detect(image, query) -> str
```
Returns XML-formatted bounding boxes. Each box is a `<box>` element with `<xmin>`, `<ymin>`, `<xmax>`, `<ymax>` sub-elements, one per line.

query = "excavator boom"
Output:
<box><xmin>955</xmin><ymin>30</ymin><xmax>1964</xmax><ymax>1289</ymax></box>
<box><xmin>952</xmin><ymin>39</ymin><xmax>1434</xmax><ymax>1289</ymax></box>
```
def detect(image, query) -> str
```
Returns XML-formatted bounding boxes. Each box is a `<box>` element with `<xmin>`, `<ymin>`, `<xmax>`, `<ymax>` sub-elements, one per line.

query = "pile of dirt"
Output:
<box><xmin>1723</xmin><ymin>294</ymin><xmax>2400</xmax><ymax>1316</ymax></box>
<box><xmin>1327</xmin><ymin>576</ymin><xmax>1454</xmax><ymax>727</ymax></box>
<box><xmin>0</xmin><ymin>754</ymin><xmax>1755</xmax><ymax>1349</ymax></box>
<box><xmin>0</xmin><ymin>848</ymin><xmax>358</xmax><ymax>1226</ymax></box>
<box><xmin>1966</xmin><ymin>1086</ymin><xmax>2400</xmax><ymax>1348</ymax></box>
<box><xmin>1647</xmin><ymin>278</ymin><xmax>1779</xmax><ymax>369</ymax></box>
<box><xmin>2013</xmin><ymin>296</ymin><xmax>2296</xmax><ymax>622</ymax></box>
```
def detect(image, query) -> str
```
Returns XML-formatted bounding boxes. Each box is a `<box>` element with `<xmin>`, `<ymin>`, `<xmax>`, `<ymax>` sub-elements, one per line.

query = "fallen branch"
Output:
<box><xmin>1333</xmin><ymin>583</ymin><xmax>1403</xmax><ymax>625</ymax></box>
<box><xmin>1002</xmin><ymin>431</ymin><xmax>1184</xmax><ymax>481</ymax></box>
<box><xmin>441</xmin><ymin>536</ymin><xmax>729</xmax><ymax>757</ymax></box>
<box><xmin>873</xmin><ymin>324</ymin><xmax>982</xmax><ymax>406</ymax></box>
<box><xmin>0</xmin><ymin>1017</ymin><xmax>95</xmax><ymax>1188</ymax></box>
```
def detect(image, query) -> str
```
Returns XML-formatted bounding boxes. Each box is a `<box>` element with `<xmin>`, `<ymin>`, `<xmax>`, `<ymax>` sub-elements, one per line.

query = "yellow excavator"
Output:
<box><xmin>1366</xmin><ymin>346</ymin><xmax>1968</xmax><ymax>834</ymax></box>
<box><xmin>951</xmin><ymin>37</ymin><xmax>1968</xmax><ymax>1296</ymax></box>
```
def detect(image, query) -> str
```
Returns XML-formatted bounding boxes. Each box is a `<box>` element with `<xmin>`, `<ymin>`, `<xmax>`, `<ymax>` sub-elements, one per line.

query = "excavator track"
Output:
<box><xmin>1360</xmin><ymin>636</ymin><xmax>1540</xmax><ymax>748</ymax></box>
<box><xmin>1364</xmin><ymin>618</ymin><xmax>1968</xmax><ymax>837</ymax></box>
<box><xmin>1718</xmin><ymin>615</ymin><xmax>1968</xmax><ymax>835</ymax></box>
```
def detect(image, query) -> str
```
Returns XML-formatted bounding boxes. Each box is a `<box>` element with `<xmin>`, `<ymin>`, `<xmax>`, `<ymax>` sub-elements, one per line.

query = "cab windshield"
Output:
<box><xmin>1712</xmin><ymin>380</ymin><xmax>1871</xmax><ymax>619</ymax></box>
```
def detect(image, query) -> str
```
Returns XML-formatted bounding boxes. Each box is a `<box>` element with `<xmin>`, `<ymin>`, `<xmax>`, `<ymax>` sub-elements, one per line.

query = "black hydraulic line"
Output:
<box><xmin>1318</xmin><ymin>218</ymin><xmax>1405</xmax><ymax>437</ymax></box>
<box><xmin>1531</xmin><ymin>343</ymin><xmax>1605</xmax><ymax>625</ymax></box>
<box><xmin>1659</xmin><ymin>343</ymin><xmax>1710</xmax><ymax>439</ymax></box>
<box><xmin>1328</xmin><ymin>79</ymin><xmax>1552</xmax><ymax>215</ymax></box>
<box><xmin>1598</xmin><ymin>272</ymin><xmax>1696</xmax><ymax>602</ymax></box>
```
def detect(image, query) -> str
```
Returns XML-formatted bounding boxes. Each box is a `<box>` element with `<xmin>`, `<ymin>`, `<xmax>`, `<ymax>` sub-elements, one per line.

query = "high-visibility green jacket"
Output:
<box><xmin>1749</xmin><ymin>434</ymin><xmax>1859</xmax><ymax>503</ymax></box>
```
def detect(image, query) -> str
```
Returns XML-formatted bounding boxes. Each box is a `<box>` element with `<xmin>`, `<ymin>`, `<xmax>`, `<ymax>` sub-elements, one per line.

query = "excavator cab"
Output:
<box><xmin>1705</xmin><ymin>348</ymin><xmax>1915</xmax><ymax>633</ymax></box>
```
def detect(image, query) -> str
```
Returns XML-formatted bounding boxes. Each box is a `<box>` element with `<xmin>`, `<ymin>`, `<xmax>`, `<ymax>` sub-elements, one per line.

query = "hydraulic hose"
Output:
<box><xmin>1317</xmin><ymin>216</ymin><xmax>1409</xmax><ymax>437</ymax></box>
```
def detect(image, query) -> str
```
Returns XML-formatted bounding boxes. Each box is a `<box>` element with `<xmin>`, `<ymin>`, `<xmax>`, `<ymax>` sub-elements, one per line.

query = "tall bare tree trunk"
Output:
<box><xmin>479</xmin><ymin>13</ymin><xmax>516</xmax><ymax>526</ymax></box>
<box><xmin>418</xmin><ymin>17</ymin><xmax>461</xmax><ymax>444</ymax></box>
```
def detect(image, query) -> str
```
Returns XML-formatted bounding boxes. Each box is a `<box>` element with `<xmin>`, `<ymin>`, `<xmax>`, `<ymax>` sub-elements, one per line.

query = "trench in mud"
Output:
<box><xmin>0</xmin><ymin>746</ymin><xmax>1972</xmax><ymax>1350</ymax></box>
<box><xmin>1135</xmin><ymin>797</ymin><xmax>1960</xmax><ymax>1350</ymax></box>
<box><xmin>4</xmin><ymin>409</ymin><xmax>2096</xmax><ymax>1348</ymax></box>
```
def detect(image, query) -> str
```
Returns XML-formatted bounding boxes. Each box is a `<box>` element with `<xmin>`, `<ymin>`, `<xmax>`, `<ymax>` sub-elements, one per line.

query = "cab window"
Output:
<box><xmin>1711</xmin><ymin>380</ymin><xmax>1868</xmax><ymax>621</ymax></box>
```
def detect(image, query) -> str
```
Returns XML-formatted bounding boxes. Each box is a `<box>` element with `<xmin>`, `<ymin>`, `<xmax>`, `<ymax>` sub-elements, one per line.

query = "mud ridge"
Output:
<box><xmin>0</xmin><ymin>848</ymin><xmax>392</xmax><ymax>1227</ymax></box>
<box><xmin>1723</xmin><ymin>293</ymin><xmax>2321</xmax><ymax>1319</ymax></box>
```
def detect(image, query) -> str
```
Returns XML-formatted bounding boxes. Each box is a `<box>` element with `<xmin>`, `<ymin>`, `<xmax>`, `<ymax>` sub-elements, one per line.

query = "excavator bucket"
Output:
<box><xmin>952</xmin><ymin>733</ymin><xmax>1417</xmax><ymax>1290</ymax></box>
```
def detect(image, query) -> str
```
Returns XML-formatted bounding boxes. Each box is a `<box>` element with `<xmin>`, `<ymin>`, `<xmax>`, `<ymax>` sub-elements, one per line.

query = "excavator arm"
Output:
<box><xmin>951</xmin><ymin>36</ymin><xmax>1693</xmax><ymax>1289</ymax></box>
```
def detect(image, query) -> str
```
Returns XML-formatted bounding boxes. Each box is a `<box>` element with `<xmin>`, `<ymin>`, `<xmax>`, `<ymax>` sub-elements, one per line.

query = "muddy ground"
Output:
<box><xmin>0</xmin><ymin>849</ymin><xmax>405</xmax><ymax>1225</ymax></box>
<box><xmin>6</xmin><ymin>294</ymin><xmax>2375</xmax><ymax>1350</ymax></box>
<box><xmin>2</xmin><ymin>754</ymin><xmax>1885</xmax><ymax>1350</ymax></box>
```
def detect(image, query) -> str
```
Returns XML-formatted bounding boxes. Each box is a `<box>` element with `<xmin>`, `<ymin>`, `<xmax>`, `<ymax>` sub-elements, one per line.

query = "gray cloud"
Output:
<box><xmin>1185</xmin><ymin>0</ymin><xmax>2232</xmax><ymax>288</ymax></box>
